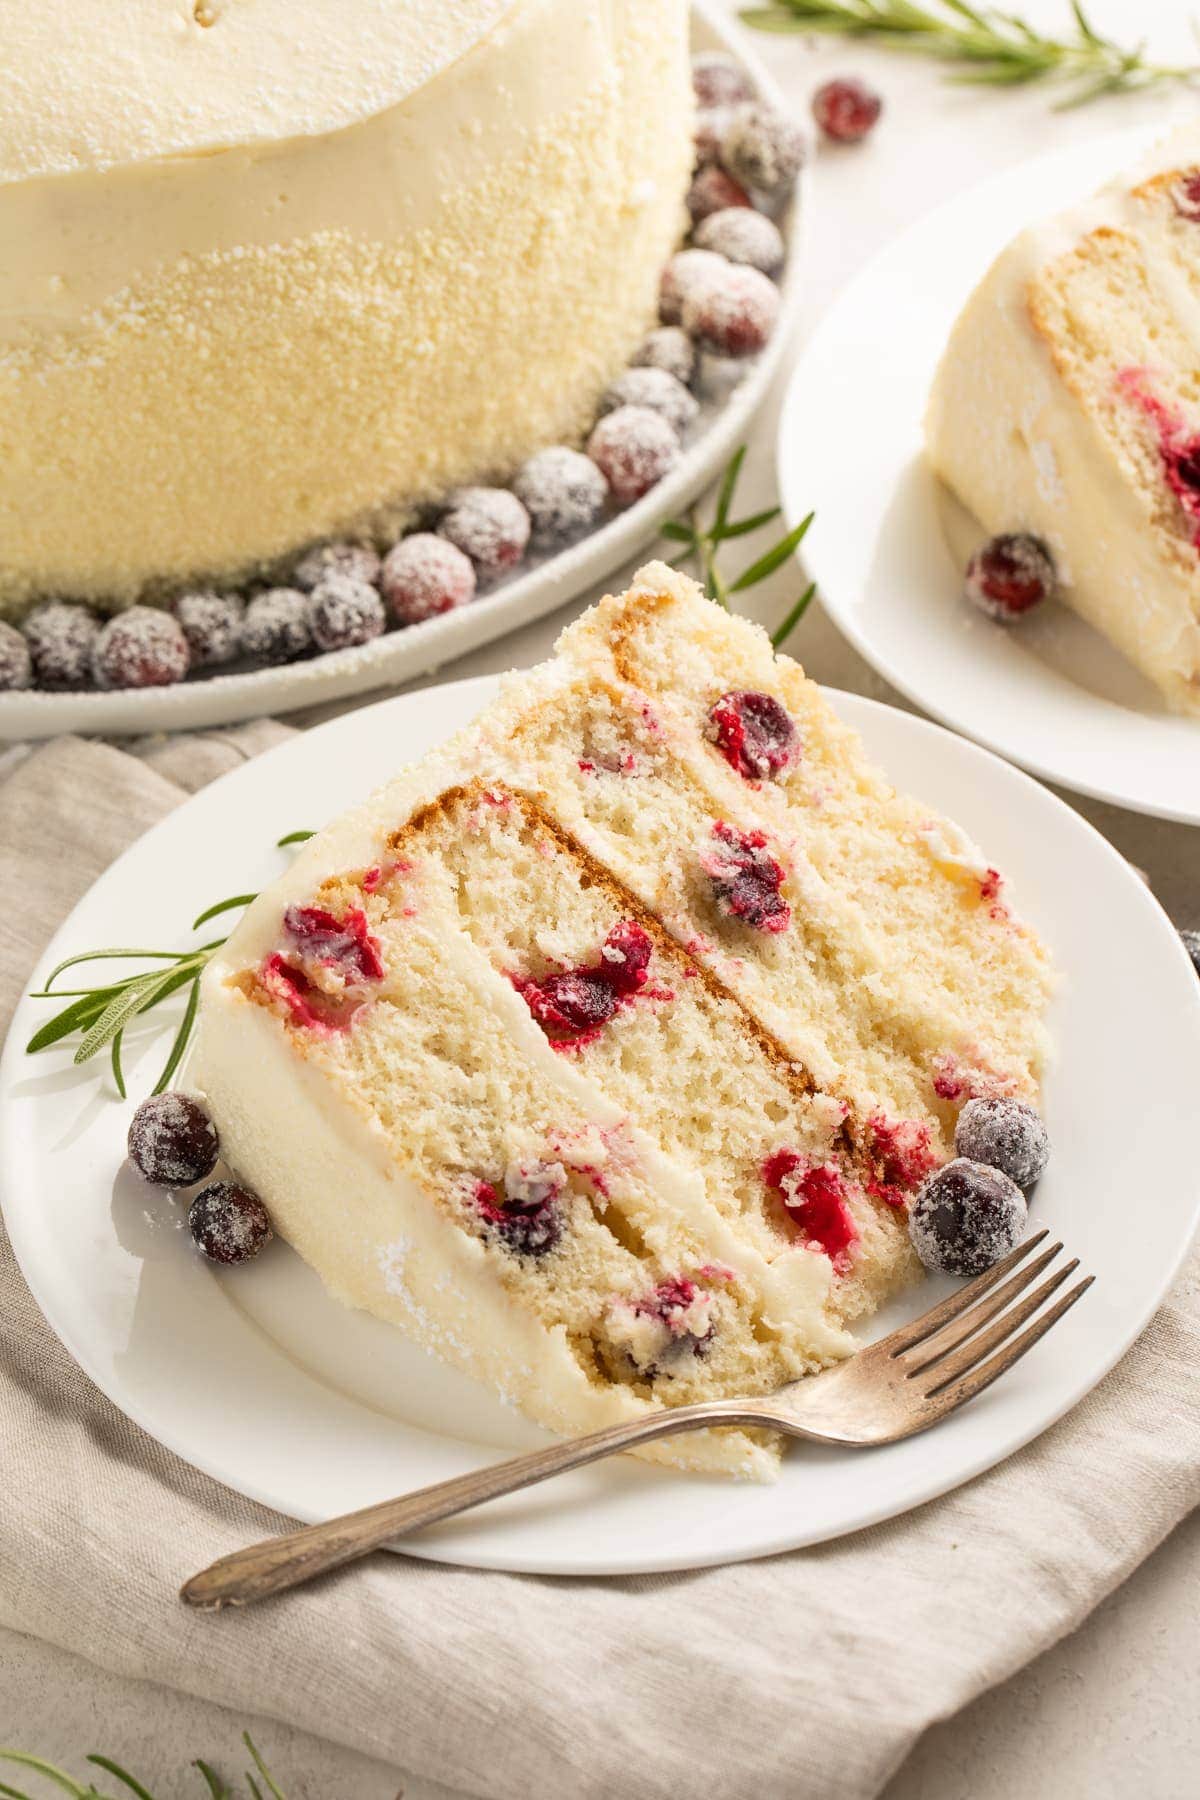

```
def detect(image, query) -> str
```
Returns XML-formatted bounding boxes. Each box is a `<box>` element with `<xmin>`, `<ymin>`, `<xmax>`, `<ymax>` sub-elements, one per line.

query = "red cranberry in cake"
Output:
<box><xmin>0</xmin><ymin>620</ymin><xmax>32</xmax><ymax>691</ymax></box>
<box><xmin>439</xmin><ymin>487</ymin><xmax>531</xmax><ymax>581</ymax></box>
<box><xmin>240</xmin><ymin>588</ymin><xmax>312</xmax><ymax>665</ymax></box>
<box><xmin>866</xmin><ymin>1114</ymin><xmax>938</xmax><ymax>1206</ymax></box>
<box><xmin>708</xmin><ymin>690</ymin><xmax>799</xmax><ymax>781</ymax></box>
<box><xmin>631</xmin><ymin>326</ymin><xmax>697</xmax><ymax>388</ymax></box>
<box><xmin>682</xmin><ymin>264</ymin><xmax>780</xmax><ymax>358</ymax></box>
<box><xmin>1172</xmin><ymin>169</ymin><xmax>1200</xmax><ymax>222</ymax></box>
<box><xmin>721</xmin><ymin>102</ymin><xmax>806</xmax><ymax>200</ymax></box>
<box><xmin>687</xmin><ymin>163</ymin><xmax>753</xmax><ymax>225</ymax></box>
<box><xmin>694</xmin><ymin>207</ymin><xmax>785</xmax><ymax>278</ymax></box>
<box><xmin>659</xmin><ymin>248</ymin><xmax>727</xmax><ymax>326</ymax></box>
<box><xmin>474</xmin><ymin>1162</ymin><xmax>565</xmax><ymax>1258</ymax></box>
<box><xmin>294</xmin><ymin>541</ymin><xmax>382</xmax><ymax>593</ymax></box>
<box><xmin>955</xmin><ymin>1097</ymin><xmax>1050</xmax><ymax>1189</ymax></box>
<box><xmin>127</xmin><ymin>1091</ymin><xmax>219</xmax><ymax>1187</ymax></box>
<box><xmin>964</xmin><ymin>534</ymin><xmax>1056</xmax><ymax>621</ymax></box>
<box><xmin>21</xmin><ymin>601</ymin><xmax>100</xmax><ymax>690</ymax></box>
<box><xmin>602</xmin><ymin>1276</ymin><xmax>715</xmax><ymax>1377</ymax></box>
<box><xmin>513</xmin><ymin>447</ymin><xmax>609</xmax><ymax>548</ymax></box>
<box><xmin>692</xmin><ymin>52</ymin><xmax>755</xmax><ymax>111</ymax></box>
<box><xmin>598</xmin><ymin>367</ymin><xmax>699</xmax><ymax>437</ymax></box>
<box><xmin>700</xmin><ymin>821</ymin><xmax>791</xmax><ymax>933</ymax></box>
<box><xmin>282</xmin><ymin>904</ymin><xmax>384</xmax><ymax>986</ymax></box>
<box><xmin>307</xmin><ymin>576</ymin><xmax>386</xmax><ymax>652</ymax></box>
<box><xmin>92</xmin><ymin>606</ymin><xmax>190</xmax><ymax>690</ymax></box>
<box><xmin>763</xmin><ymin>1150</ymin><xmax>858</xmax><ymax>1271</ymax></box>
<box><xmin>263</xmin><ymin>903</ymin><xmax>385</xmax><ymax>1031</ymax></box>
<box><xmin>515</xmin><ymin>920</ymin><xmax>653</xmax><ymax>1047</ymax></box>
<box><xmin>172</xmin><ymin>591</ymin><xmax>244</xmax><ymax>668</ymax></box>
<box><xmin>188</xmin><ymin>1180</ymin><xmax>274</xmax><ymax>1265</ymax></box>
<box><xmin>812</xmin><ymin>77</ymin><xmax>882</xmax><ymax>145</ymax></box>
<box><xmin>586</xmin><ymin>406</ymin><xmax>680</xmax><ymax>505</ymax></box>
<box><xmin>909</xmin><ymin>1159</ymin><xmax>1026</xmax><ymax>1277</ymax></box>
<box><xmin>381</xmin><ymin>534</ymin><xmax>477</xmax><ymax>626</ymax></box>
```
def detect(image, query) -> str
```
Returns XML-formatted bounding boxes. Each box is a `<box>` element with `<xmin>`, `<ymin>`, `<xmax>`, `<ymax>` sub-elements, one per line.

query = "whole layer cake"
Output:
<box><xmin>926</xmin><ymin>128</ymin><xmax>1200</xmax><ymax>715</ymax></box>
<box><xmin>0</xmin><ymin>0</ymin><xmax>692</xmax><ymax>613</ymax></box>
<box><xmin>194</xmin><ymin>565</ymin><xmax>1053</xmax><ymax>1477</ymax></box>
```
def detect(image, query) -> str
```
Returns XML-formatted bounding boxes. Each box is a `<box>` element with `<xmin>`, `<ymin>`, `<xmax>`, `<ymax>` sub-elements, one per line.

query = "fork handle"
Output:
<box><xmin>181</xmin><ymin>1398</ymin><xmax>786</xmax><ymax>1608</ymax></box>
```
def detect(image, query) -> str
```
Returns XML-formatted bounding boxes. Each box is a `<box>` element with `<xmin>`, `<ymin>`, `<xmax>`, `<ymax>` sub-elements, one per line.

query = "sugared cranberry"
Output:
<box><xmin>0</xmin><ymin>620</ymin><xmax>32</xmax><ymax>691</ymax></box>
<box><xmin>695</xmin><ymin>207</ymin><xmax>785</xmax><ymax>278</ymax></box>
<box><xmin>909</xmin><ymin>1159</ymin><xmax>1027</xmax><ymax>1277</ymax></box>
<box><xmin>763</xmin><ymin>1150</ymin><xmax>858</xmax><ymax>1270</ymax></box>
<box><xmin>687</xmin><ymin>163</ymin><xmax>753</xmax><ymax>225</ymax></box>
<box><xmin>954</xmin><ymin>1097</ymin><xmax>1050</xmax><ymax>1189</ymax></box>
<box><xmin>598</xmin><ymin>367</ymin><xmax>698</xmax><ymax>437</ymax></box>
<box><xmin>21</xmin><ymin>601</ymin><xmax>100</xmax><ymax>690</ymax></box>
<box><xmin>694</xmin><ymin>108</ymin><xmax>733</xmax><ymax>168</ymax></box>
<box><xmin>438</xmin><ymin>487</ymin><xmax>531</xmax><ymax>581</ymax></box>
<box><xmin>173</xmin><ymin>591</ymin><xmax>244</xmax><ymax>668</ymax></box>
<box><xmin>513</xmin><ymin>446</ymin><xmax>610</xmax><ymax>548</ymax></box>
<box><xmin>721</xmin><ymin>103</ymin><xmax>806</xmax><ymax>200</ymax></box>
<box><xmin>683</xmin><ymin>264</ymin><xmax>780</xmax><ymax>358</ymax></box>
<box><xmin>631</xmin><ymin>326</ymin><xmax>697</xmax><ymax>388</ymax></box>
<box><xmin>587</xmin><ymin>406</ymin><xmax>680</xmax><ymax>505</ymax></box>
<box><xmin>700</xmin><ymin>821</ymin><xmax>791</xmax><ymax>933</ymax></box>
<box><xmin>692</xmin><ymin>52</ymin><xmax>755</xmax><ymax>110</ymax></box>
<box><xmin>1181</xmin><ymin>928</ymin><xmax>1200</xmax><ymax>975</ymax></box>
<box><xmin>240</xmin><ymin>588</ymin><xmax>312</xmax><ymax>664</ymax></box>
<box><xmin>964</xmin><ymin>534</ymin><xmax>1056</xmax><ymax>621</ymax></box>
<box><xmin>127</xmin><ymin>1091</ymin><xmax>219</xmax><ymax>1187</ymax></box>
<box><xmin>92</xmin><ymin>607</ymin><xmax>190</xmax><ymax>690</ymax></box>
<box><xmin>708</xmin><ymin>690</ymin><xmax>798</xmax><ymax>781</ymax></box>
<box><xmin>474</xmin><ymin>1165</ymin><xmax>564</xmax><ymax>1257</ymax></box>
<box><xmin>659</xmin><ymin>248</ymin><xmax>727</xmax><ymax>326</ymax></box>
<box><xmin>188</xmin><ymin>1181</ymin><xmax>274</xmax><ymax>1265</ymax></box>
<box><xmin>812</xmin><ymin>77</ymin><xmax>883</xmax><ymax>144</ymax></box>
<box><xmin>293</xmin><ymin>541</ymin><xmax>381</xmax><ymax>592</ymax></box>
<box><xmin>866</xmin><ymin>1114</ymin><xmax>938</xmax><ymax>1205</ymax></box>
<box><xmin>517</xmin><ymin>920</ymin><xmax>653</xmax><ymax>1045</ymax></box>
<box><xmin>306</xmin><ymin>575</ymin><xmax>385</xmax><ymax>652</ymax></box>
<box><xmin>380</xmin><ymin>534</ymin><xmax>476</xmax><ymax>626</ymax></box>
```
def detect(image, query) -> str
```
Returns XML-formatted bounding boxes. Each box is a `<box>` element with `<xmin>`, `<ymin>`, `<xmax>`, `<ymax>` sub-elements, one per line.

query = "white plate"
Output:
<box><xmin>776</xmin><ymin>125</ymin><xmax>1200</xmax><ymax>826</ymax></box>
<box><xmin>4</xmin><ymin>676</ymin><xmax>1198</xmax><ymax>1575</ymax></box>
<box><xmin>0</xmin><ymin>4</ymin><xmax>805</xmax><ymax>745</ymax></box>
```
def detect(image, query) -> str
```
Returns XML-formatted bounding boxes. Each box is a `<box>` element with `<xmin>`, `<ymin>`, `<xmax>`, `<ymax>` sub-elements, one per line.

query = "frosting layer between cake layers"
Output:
<box><xmin>0</xmin><ymin>0</ymin><xmax>693</xmax><ymax>613</ymax></box>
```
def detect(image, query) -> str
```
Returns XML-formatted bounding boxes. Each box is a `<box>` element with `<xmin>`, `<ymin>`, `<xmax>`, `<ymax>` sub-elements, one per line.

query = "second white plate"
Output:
<box><xmin>776</xmin><ymin>125</ymin><xmax>1200</xmax><ymax>825</ymax></box>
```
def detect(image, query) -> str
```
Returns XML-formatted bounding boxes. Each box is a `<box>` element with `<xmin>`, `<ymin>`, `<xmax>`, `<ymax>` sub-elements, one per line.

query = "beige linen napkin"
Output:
<box><xmin>1</xmin><ymin>731</ymin><xmax>1198</xmax><ymax>1798</ymax></box>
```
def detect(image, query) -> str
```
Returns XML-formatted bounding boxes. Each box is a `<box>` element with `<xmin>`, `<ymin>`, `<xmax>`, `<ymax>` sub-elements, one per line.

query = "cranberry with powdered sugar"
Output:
<box><xmin>691</xmin><ymin>52</ymin><xmax>755</xmax><ymax>111</ymax></box>
<box><xmin>687</xmin><ymin>163</ymin><xmax>752</xmax><ymax>226</ymax></box>
<box><xmin>173</xmin><ymin>591</ymin><xmax>244</xmax><ymax>668</ymax></box>
<box><xmin>0</xmin><ymin>621</ymin><xmax>32</xmax><ymax>691</ymax></box>
<box><xmin>240</xmin><ymin>588</ymin><xmax>312</xmax><ymax>665</ymax></box>
<box><xmin>92</xmin><ymin>607</ymin><xmax>190</xmax><ymax>690</ymax></box>
<box><xmin>587</xmin><ymin>406</ymin><xmax>680</xmax><ymax>505</ymax></box>
<box><xmin>812</xmin><ymin>77</ymin><xmax>883</xmax><ymax>145</ymax></box>
<box><xmin>513</xmin><ymin>447</ymin><xmax>609</xmax><ymax>548</ymax></box>
<box><xmin>127</xmin><ymin>1091</ymin><xmax>219</xmax><ymax>1188</ymax></box>
<box><xmin>293</xmin><ymin>540</ymin><xmax>382</xmax><ymax>593</ymax></box>
<box><xmin>188</xmin><ymin>1180</ymin><xmax>274</xmax><ymax>1265</ymax></box>
<box><xmin>21</xmin><ymin>601</ymin><xmax>101</xmax><ymax>690</ymax></box>
<box><xmin>598</xmin><ymin>366</ymin><xmax>698</xmax><ymax>437</ymax></box>
<box><xmin>694</xmin><ymin>108</ymin><xmax>733</xmax><ymax>169</ymax></box>
<box><xmin>631</xmin><ymin>326</ymin><xmax>697</xmax><ymax>389</ymax></box>
<box><xmin>695</xmin><ymin>207</ymin><xmax>785</xmax><ymax>279</ymax></box>
<box><xmin>954</xmin><ymin>1097</ymin><xmax>1050</xmax><ymax>1190</ymax></box>
<box><xmin>438</xmin><ymin>486</ymin><xmax>531</xmax><ymax>581</ymax></box>
<box><xmin>659</xmin><ymin>248</ymin><xmax>727</xmax><ymax>326</ymax></box>
<box><xmin>965</xmin><ymin>534</ymin><xmax>1056</xmax><ymax>622</ymax></box>
<box><xmin>380</xmin><ymin>534</ymin><xmax>476</xmax><ymax>626</ymax></box>
<box><xmin>307</xmin><ymin>574</ymin><xmax>385</xmax><ymax>652</ymax></box>
<box><xmin>721</xmin><ymin>102</ymin><xmax>806</xmax><ymax>201</ymax></box>
<box><xmin>683</xmin><ymin>263</ymin><xmax>780</xmax><ymax>358</ymax></box>
<box><xmin>909</xmin><ymin>1159</ymin><xmax>1027</xmax><ymax>1277</ymax></box>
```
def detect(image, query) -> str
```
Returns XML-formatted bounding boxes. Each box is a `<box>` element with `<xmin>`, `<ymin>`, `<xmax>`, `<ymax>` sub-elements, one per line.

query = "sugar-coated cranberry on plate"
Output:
<box><xmin>694</xmin><ymin>108</ymin><xmax>733</xmax><ymax>169</ymax></box>
<box><xmin>513</xmin><ymin>446</ymin><xmax>609</xmax><ymax>548</ymax></box>
<box><xmin>21</xmin><ymin>601</ymin><xmax>101</xmax><ymax>690</ymax></box>
<box><xmin>964</xmin><ymin>533</ymin><xmax>1056</xmax><ymax>621</ymax></box>
<box><xmin>659</xmin><ymin>248</ymin><xmax>727</xmax><ymax>326</ymax></box>
<box><xmin>438</xmin><ymin>486</ymin><xmax>531</xmax><ymax>580</ymax></box>
<box><xmin>92</xmin><ymin>607</ymin><xmax>190</xmax><ymax>690</ymax></box>
<box><xmin>631</xmin><ymin>326</ymin><xmax>697</xmax><ymax>388</ymax></box>
<box><xmin>307</xmin><ymin>574</ymin><xmax>385</xmax><ymax>651</ymax></box>
<box><xmin>380</xmin><ymin>533</ymin><xmax>477</xmax><ymax>626</ymax></box>
<box><xmin>293</xmin><ymin>540</ymin><xmax>382</xmax><ymax>592</ymax></box>
<box><xmin>1180</xmin><ymin>928</ymin><xmax>1200</xmax><ymax>976</ymax></box>
<box><xmin>691</xmin><ymin>51</ymin><xmax>755</xmax><ymax>111</ymax></box>
<box><xmin>586</xmin><ymin>405</ymin><xmax>681</xmax><ymax>505</ymax></box>
<box><xmin>0</xmin><ymin>620</ymin><xmax>32</xmax><ymax>691</ymax></box>
<box><xmin>598</xmin><ymin>366</ymin><xmax>698</xmax><ymax>437</ymax></box>
<box><xmin>682</xmin><ymin>263</ymin><xmax>780</xmax><ymax>358</ymax></box>
<box><xmin>908</xmin><ymin>1158</ymin><xmax>1027</xmax><ymax>1277</ymax></box>
<box><xmin>812</xmin><ymin>77</ymin><xmax>883</xmax><ymax>144</ymax></box>
<box><xmin>721</xmin><ymin>102</ymin><xmax>806</xmax><ymax>200</ymax></box>
<box><xmin>240</xmin><ymin>588</ymin><xmax>313</xmax><ymax>664</ymax></box>
<box><xmin>694</xmin><ymin>207</ymin><xmax>785</xmax><ymax>278</ymax></box>
<box><xmin>687</xmin><ymin>163</ymin><xmax>752</xmax><ymax>226</ymax></box>
<box><xmin>127</xmin><ymin>1091</ymin><xmax>219</xmax><ymax>1188</ymax></box>
<box><xmin>173</xmin><ymin>591</ymin><xmax>244</xmax><ymax>668</ymax></box>
<box><xmin>188</xmin><ymin>1180</ymin><xmax>274</xmax><ymax>1265</ymax></box>
<box><xmin>954</xmin><ymin>1097</ymin><xmax>1050</xmax><ymax>1190</ymax></box>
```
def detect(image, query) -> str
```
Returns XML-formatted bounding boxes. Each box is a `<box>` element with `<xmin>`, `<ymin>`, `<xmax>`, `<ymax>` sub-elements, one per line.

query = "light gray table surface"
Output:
<box><xmin>3</xmin><ymin>2</ymin><xmax>1198</xmax><ymax>1791</ymax></box>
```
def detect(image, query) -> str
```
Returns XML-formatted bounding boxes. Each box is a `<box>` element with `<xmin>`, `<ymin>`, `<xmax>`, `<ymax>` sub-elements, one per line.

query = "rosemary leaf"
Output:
<box><xmin>75</xmin><ymin>969</ymin><xmax>185</xmax><ymax>1066</ymax></box>
<box><xmin>86</xmin><ymin>1758</ymin><xmax>157</xmax><ymax>1800</ymax></box>
<box><xmin>275</xmin><ymin>830</ymin><xmax>315</xmax><ymax>847</ymax></box>
<box><xmin>658</xmin><ymin>520</ymin><xmax>695</xmax><ymax>543</ymax></box>
<box><xmin>715</xmin><ymin>505</ymin><xmax>781</xmax><ymax>541</ymax></box>
<box><xmin>41</xmin><ymin>947</ymin><xmax>190</xmax><ymax>993</ymax></box>
<box><xmin>0</xmin><ymin>1781</ymin><xmax>38</xmax><ymax>1800</ymax></box>
<box><xmin>110</xmin><ymin>1031</ymin><xmax>126</xmax><ymax>1101</ymax></box>
<box><xmin>0</xmin><ymin>1753</ymin><xmax>96</xmax><ymax>1799</ymax></box>
<box><xmin>153</xmin><ymin>977</ymin><xmax>201</xmax><ymax>1096</ymax></box>
<box><xmin>771</xmin><ymin>582</ymin><xmax>818</xmax><ymax>648</ymax></box>
<box><xmin>729</xmin><ymin>512</ymin><xmax>814</xmax><ymax>593</ymax></box>
<box><xmin>242</xmin><ymin>1739</ymin><xmax>287</xmax><ymax>1800</ymax></box>
<box><xmin>192</xmin><ymin>893</ymin><xmax>258</xmax><ymax>931</ymax></box>
<box><xmin>192</xmin><ymin>1764</ymin><xmax>232</xmax><ymax>1800</ymax></box>
<box><xmin>712</xmin><ymin>445</ymin><xmax>746</xmax><ymax>538</ymax></box>
<box><xmin>26</xmin><ymin>989</ymin><xmax>119</xmax><ymax>1054</ymax></box>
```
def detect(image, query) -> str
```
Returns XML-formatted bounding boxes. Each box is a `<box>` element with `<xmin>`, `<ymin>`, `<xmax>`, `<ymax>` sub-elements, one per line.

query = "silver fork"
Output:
<box><xmin>181</xmin><ymin>1231</ymin><xmax>1090</xmax><ymax>1609</ymax></box>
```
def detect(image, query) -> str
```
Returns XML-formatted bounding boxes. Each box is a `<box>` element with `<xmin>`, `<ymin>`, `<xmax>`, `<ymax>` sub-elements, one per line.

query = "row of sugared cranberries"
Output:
<box><xmin>127</xmin><ymin>1090</ymin><xmax>273</xmax><ymax>1265</ymax></box>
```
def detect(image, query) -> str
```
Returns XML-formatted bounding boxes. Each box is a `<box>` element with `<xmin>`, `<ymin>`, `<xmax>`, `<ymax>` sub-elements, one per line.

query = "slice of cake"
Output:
<box><xmin>194</xmin><ymin>564</ymin><xmax>1053</xmax><ymax>1477</ymax></box>
<box><xmin>926</xmin><ymin>128</ymin><xmax>1200</xmax><ymax>714</ymax></box>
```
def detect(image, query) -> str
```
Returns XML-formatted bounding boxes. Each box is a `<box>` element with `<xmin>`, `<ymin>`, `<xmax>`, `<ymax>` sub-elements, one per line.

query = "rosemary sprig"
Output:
<box><xmin>662</xmin><ymin>446</ymin><xmax>818</xmax><ymax>646</ymax></box>
<box><xmin>25</xmin><ymin>832</ymin><xmax>312</xmax><ymax>1099</ymax></box>
<box><xmin>0</xmin><ymin>1733</ymin><xmax>287</xmax><ymax>1799</ymax></box>
<box><xmin>741</xmin><ymin>1</ymin><xmax>1199</xmax><ymax>106</ymax></box>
